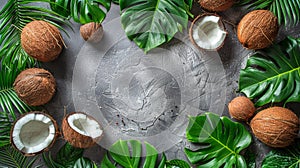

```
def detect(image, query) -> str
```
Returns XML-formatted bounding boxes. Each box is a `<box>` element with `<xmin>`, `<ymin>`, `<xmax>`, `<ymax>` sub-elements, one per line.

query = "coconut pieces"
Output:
<box><xmin>237</xmin><ymin>10</ymin><xmax>279</xmax><ymax>50</ymax></box>
<box><xmin>198</xmin><ymin>0</ymin><xmax>234</xmax><ymax>12</ymax></box>
<box><xmin>21</xmin><ymin>20</ymin><xmax>64</xmax><ymax>62</ymax></box>
<box><xmin>250</xmin><ymin>107</ymin><xmax>299</xmax><ymax>148</ymax></box>
<box><xmin>190</xmin><ymin>14</ymin><xmax>227</xmax><ymax>51</ymax></box>
<box><xmin>62</xmin><ymin>112</ymin><xmax>103</xmax><ymax>148</ymax></box>
<box><xmin>80</xmin><ymin>22</ymin><xmax>104</xmax><ymax>42</ymax></box>
<box><xmin>228</xmin><ymin>96</ymin><xmax>255</xmax><ymax>121</ymax></box>
<box><xmin>13</xmin><ymin>68</ymin><xmax>56</xmax><ymax>106</ymax></box>
<box><xmin>11</xmin><ymin>112</ymin><xmax>58</xmax><ymax>156</ymax></box>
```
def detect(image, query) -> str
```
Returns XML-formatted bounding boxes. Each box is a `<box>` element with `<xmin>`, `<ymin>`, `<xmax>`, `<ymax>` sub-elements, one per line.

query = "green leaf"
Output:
<box><xmin>184</xmin><ymin>112</ymin><xmax>252</xmax><ymax>168</ymax></box>
<box><xmin>237</xmin><ymin>0</ymin><xmax>300</xmax><ymax>26</ymax></box>
<box><xmin>262</xmin><ymin>141</ymin><xmax>300</xmax><ymax>168</ymax></box>
<box><xmin>0</xmin><ymin>145</ymin><xmax>36</xmax><ymax>168</ymax></box>
<box><xmin>56</xmin><ymin>142</ymin><xmax>84</xmax><ymax>167</ymax></box>
<box><xmin>100</xmin><ymin>140</ymin><xmax>166</xmax><ymax>168</ymax></box>
<box><xmin>50</xmin><ymin>0</ymin><xmax>71</xmax><ymax>17</ymax></box>
<box><xmin>239</xmin><ymin>36</ymin><xmax>300</xmax><ymax>106</ymax></box>
<box><xmin>73</xmin><ymin>157</ymin><xmax>97</xmax><ymax>168</ymax></box>
<box><xmin>0</xmin><ymin>0</ymin><xmax>69</xmax><ymax>67</ymax></box>
<box><xmin>166</xmin><ymin>159</ymin><xmax>190</xmax><ymax>168</ymax></box>
<box><xmin>0</xmin><ymin>112</ymin><xmax>12</xmax><ymax>147</ymax></box>
<box><xmin>244</xmin><ymin>149</ymin><xmax>256</xmax><ymax>168</ymax></box>
<box><xmin>119</xmin><ymin>0</ymin><xmax>193</xmax><ymax>52</ymax></box>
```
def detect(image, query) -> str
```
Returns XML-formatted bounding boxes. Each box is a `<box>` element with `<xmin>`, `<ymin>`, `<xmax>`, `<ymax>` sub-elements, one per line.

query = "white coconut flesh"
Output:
<box><xmin>12</xmin><ymin>113</ymin><xmax>55</xmax><ymax>154</ymax></box>
<box><xmin>192</xmin><ymin>16</ymin><xmax>226</xmax><ymax>50</ymax></box>
<box><xmin>68</xmin><ymin>113</ymin><xmax>103</xmax><ymax>139</ymax></box>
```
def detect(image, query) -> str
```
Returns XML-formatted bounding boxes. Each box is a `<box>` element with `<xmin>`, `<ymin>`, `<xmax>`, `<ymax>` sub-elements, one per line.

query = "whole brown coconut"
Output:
<box><xmin>250</xmin><ymin>107</ymin><xmax>299</xmax><ymax>148</ymax></box>
<box><xmin>80</xmin><ymin>22</ymin><xmax>104</xmax><ymax>42</ymax></box>
<box><xmin>199</xmin><ymin>0</ymin><xmax>234</xmax><ymax>12</ymax></box>
<box><xmin>21</xmin><ymin>20</ymin><xmax>63</xmax><ymax>62</ymax></box>
<box><xmin>228</xmin><ymin>96</ymin><xmax>255</xmax><ymax>121</ymax></box>
<box><xmin>13</xmin><ymin>68</ymin><xmax>56</xmax><ymax>106</ymax></box>
<box><xmin>62</xmin><ymin>112</ymin><xmax>103</xmax><ymax>148</ymax></box>
<box><xmin>237</xmin><ymin>10</ymin><xmax>279</xmax><ymax>50</ymax></box>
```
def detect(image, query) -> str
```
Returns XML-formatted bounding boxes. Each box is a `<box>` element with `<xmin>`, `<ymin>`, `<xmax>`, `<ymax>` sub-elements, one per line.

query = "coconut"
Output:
<box><xmin>62</xmin><ymin>112</ymin><xmax>103</xmax><ymax>148</ymax></box>
<box><xmin>21</xmin><ymin>20</ymin><xmax>63</xmax><ymax>62</ymax></box>
<box><xmin>10</xmin><ymin>112</ymin><xmax>58</xmax><ymax>156</ymax></box>
<box><xmin>190</xmin><ymin>14</ymin><xmax>227</xmax><ymax>51</ymax></box>
<box><xmin>237</xmin><ymin>10</ymin><xmax>279</xmax><ymax>50</ymax></box>
<box><xmin>13</xmin><ymin>68</ymin><xmax>56</xmax><ymax>106</ymax></box>
<box><xmin>199</xmin><ymin>0</ymin><xmax>234</xmax><ymax>11</ymax></box>
<box><xmin>228</xmin><ymin>96</ymin><xmax>255</xmax><ymax>121</ymax></box>
<box><xmin>250</xmin><ymin>107</ymin><xmax>299</xmax><ymax>148</ymax></box>
<box><xmin>80</xmin><ymin>22</ymin><xmax>104</xmax><ymax>42</ymax></box>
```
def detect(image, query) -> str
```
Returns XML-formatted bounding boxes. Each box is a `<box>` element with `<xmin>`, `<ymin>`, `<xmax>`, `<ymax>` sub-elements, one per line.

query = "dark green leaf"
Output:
<box><xmin>43</xmin><ymin>152</ymin><xmax>65</xmax><ymax>168</ymax></box>
<box><xmin>50</xmin><ymin>0</ymin><xmax>71</xmax><ymax>17</ymax></box>
<box><xmin>262</xmin><ymin>141</ymin><xmax>300</xmax><ymax>168</ymax></box>
<box><xmin>56</xmin><ymin>142</ymin><xmax>84</xmax><ymax>167</ymax></box>
<box><xmin>0</xmin><ymin>112</ymin><xmax>12</xmax><ymax>147</ymax></box>
<box><xmin>0</xmin><ymin>145</ymin><xmax>36</xmax><ymax>168</ymax></box>
<box><xmin>184</xmin><ymin>112</ymin><xmax>252</xmax><ymax>168</ymax></box>
<box><xmin>244</xmin><ymin>149</ymin><xmax>256</xmax><ymax>168</ymax></box>
<box><xmin>101</xmin><ymin>140</ymin><xmax>166</xmax><ymax>168</ymax></box>
<box><xmin>119</xmin><ymin>0</ymin><xmax>193</xmax><ymax>52</ymax></box>
<box><xmin>239</xmin><ymin>36</ymin><xmax>300</xmax><ymax>106</ymax></box>
<box><xmin>73</xmin><ymin>157</ymin><xmax>97</xmax><ymax>168</ymax></box>
<box><xmin>166</xmin><ymin>159</ymin><xmax>190</xmax><ymax>168</ymax></box>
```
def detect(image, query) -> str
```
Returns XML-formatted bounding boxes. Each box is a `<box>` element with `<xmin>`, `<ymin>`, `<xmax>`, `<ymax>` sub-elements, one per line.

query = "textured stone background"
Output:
<box><xmin>1</xmin><ymin>1</ymin><xmax>300</xmax><ymax>167</ymax></box>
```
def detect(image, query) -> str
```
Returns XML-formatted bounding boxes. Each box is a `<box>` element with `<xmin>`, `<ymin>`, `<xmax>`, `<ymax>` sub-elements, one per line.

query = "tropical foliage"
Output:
<box><xmin>184</xmin><ymin>112</ymin><xmax>252</xmax><ymax>168</ymax></box>
<box><xmin>239</xmin><ymin>37</ymin><xmax>300</xmax><ymax>106</ymax></box>
<box><xmin>238</xmin><ymin>0</ymin><xmax>300</xmax><ymax>26</ymax></box>
<box><xmin>119</xmin><ymin>0</ymin><xmax>193</xmax><ymax>52</ymax></box>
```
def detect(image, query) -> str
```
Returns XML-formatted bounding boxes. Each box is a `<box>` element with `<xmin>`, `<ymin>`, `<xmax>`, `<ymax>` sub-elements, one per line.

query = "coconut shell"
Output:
<box><xmin>10</xmin><ymin>111</ymin><xmax>59</xmax><ymax>156</ymax></box>
<box><xmin>250</xmin><ymin>107</ymin><xmax>299</xmax><ymax>148</ymax></box>
<box><xmin>228</xmin><ymin>96</ymin><xmax>255</xmax><ymax>121</ymax></box>
<box><xmin>237</xmin><ymin>10</ymin><xmax>279</xmax><ymax>50</ymax></box>
<box><xmin>21</xmin><ymin>20</ymin><xmax>63</xmax><ymax>62</ymax></box>
<box><xmin>199</xmin><ymin>0</ymin><xmax>234</xmax><ymax>12</ymax></box>
<box><xmin>80</xmin><ymin>22</ymin><xmax>104</xmax><ymax>42</ymax></box>
<box><xmin>62</xmin><ymin>112</ymin><xmax>103</xmax><ymax>148</ymax></box>
<box><xmin>189</xmin><ymin>13</ymin><xmax>227</xmax><ymax>51</ymax></box>
<box><xmin>13</xmin><ymin>68</ymin><xmax>56</xmax><ymax>106</ymax></box>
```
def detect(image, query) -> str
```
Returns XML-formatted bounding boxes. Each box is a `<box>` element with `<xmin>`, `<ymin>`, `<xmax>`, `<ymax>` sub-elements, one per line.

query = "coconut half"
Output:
<box><xmin>62</xmin><ymin>112</ymin><xmax>103</xmax><ymax>148</ymax></box>
<box><xmin>11</xmin><ymin>112</ymin><xmax>58</xmax><ymax>156</ymax></box>
<box><xmin>190</xmin><ymin>14</ymin><xmax>227</xmax><ymax>50</ymax></box>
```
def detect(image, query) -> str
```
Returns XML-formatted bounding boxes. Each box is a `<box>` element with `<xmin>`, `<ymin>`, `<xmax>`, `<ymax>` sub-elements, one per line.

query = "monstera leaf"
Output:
<box><xmin>262</xmin><ymin>141</ymin><xmax>300</xmax><ymax>168</ymax></box>
<box><xmin>101</xmin><ymin>140</ymin><xmax>166</xmax><ymax>168</ymax></box>
<box><xmin>184</xmin><ymin>112</ymin><xmax>252</xmax><ymax>168</ymax></box>
<box><xmin>50</xmin><ymin>0</ymin><xmax>111</xmax><ymax>24</ymax></box>
<box><xmin>239</xmin><ymin>36</ymin><xmax>300</xmax><ymax>106</ymax></box>
<box><xmin>119</xmin><ymin>0</ymin><xmax>193</xmax><ymax>52</ymax></box>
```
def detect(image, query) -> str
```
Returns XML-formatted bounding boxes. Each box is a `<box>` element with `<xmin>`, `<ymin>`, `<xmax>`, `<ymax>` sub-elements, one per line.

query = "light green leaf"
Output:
<box><xmin>184</xmin><ymin>112</ymin><xmax>252</xmax><ymax>168</ymax></box>
<box><xmin>101</xmin><ymin>140</ymin><xmax>166</xmax><ymax>168</ymax></box>
<box><xmin>73</xmin><ymin>157</ymin><xmax>97</xmax><ymax>168</ymax></box>
<box><xmin>119</xmin><ymin>0</ymin><xmax>193</xmax><ymax>52</ymax></box>
<box><xmin>262</xmin><ymin>141</ymin><xmax>300</xmax><ymax>168</ymax></box>
<box><xmin>0</xmin><ymin>145</ymin><xmax>36</xmax><ymax>168</ymax></box>
<box><xmin>239</xmin><ymin>36</ymin><xmax>300</xmax><ymax>106</ymax></box>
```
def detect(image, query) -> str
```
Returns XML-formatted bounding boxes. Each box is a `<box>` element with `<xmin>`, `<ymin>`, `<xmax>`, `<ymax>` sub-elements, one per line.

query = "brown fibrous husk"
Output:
<box><xmin>250</xmin><ymin>107</ymin><xmax>299</xmax><ymax>148</ymax></box>
<box><xmin>199</xmin><ymin>0</ymin><xmax>234</xmax><ymax>12</ymax></box>
<box><xmin>62</xmin><ymin>112</ymin><xmax>103</xmax><ymax>148</ymax></box>
<box><xmin>21</xmin><ymin>20</ymin><xmax>63</xmax><ymax>62</ymax></box>
<box><xmin>13</xmin><ymin>68</ymin><xmax>56</xmax><ymax>106</ymax></box>
<box><xmin>237</xmin><ymin>10</ymin><xmax>279</xmax><ymax>50</ymax></box>
<box><xmin>228</xmin><ymin>96</ymin><xmax>255</xmax><ymax>121</ymax></box>
<box><xmin>10</xmin><ymin>111</ymin><xmax>59</xmax><ymax>156</ymax></box>
<box><xmin>80</xmin><ymin>22</ymin><xmax>104</xmax><ymax>43</ymax></box>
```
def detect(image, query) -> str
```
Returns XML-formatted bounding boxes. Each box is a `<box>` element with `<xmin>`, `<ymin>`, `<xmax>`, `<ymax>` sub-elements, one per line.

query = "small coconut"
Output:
<box><xmin>62</xmin><ymin>112</ymin><xmax>103</xmax><ymax>148</ymax></box>
<box><xmin>250</xmin><ymin>107</ymin><xmax>299</xmax><ymax>148</ymax></box>
<box><xmin>80</xmin><ymin>22</ymin><xmax>104</xmax><ymax>42</ymax></box>
<box><xmin>21</xmin><ymin>20</ymin><xmax>63</xmax><ymax>62</ymax></box>
<box><xmin>13</xmin><ymin>68</ymin><xmax>56</xmax><ymax>106</ymax></box>
<box><xmin>11</xmin><ymin>111</ymin><xmax>59</xmax><ymax>156</ymax></box>
<box><xmin>228</xmin><ymin>96</ymin><xmax>255</xmax><ymax>121</ymax></box>
<box><xmin>190</xmin><ymin>14</ymin><xmax>227</xmax><ymax>51</ymax></box>
<box><xmin>199</xmin><ymin>0</ymin><xmax>234</xmax><ymax>11</ymax></box>
<box><xmin>237</xmin><ymin>10</ymin><xmax>279</xmax><ymax>50</ymax></box>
